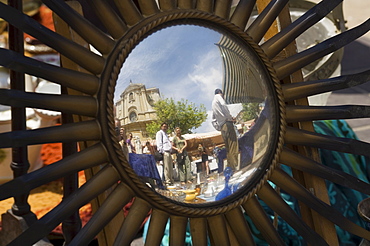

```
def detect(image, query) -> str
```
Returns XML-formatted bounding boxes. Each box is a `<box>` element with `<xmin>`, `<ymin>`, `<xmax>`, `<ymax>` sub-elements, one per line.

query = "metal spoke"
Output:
<box><xmin>0</xmin><ymin>48</ymin><xmax>99</xmax><ymax>95</ymax></box>
<box><xmin>144</xmin><ymin>209</ymin><xmax>169</xmax><ymax>246</ymax></box>
<box><xmin>242</xmin><ymin>196</ymin><xmax>285</xmax><ymax>246</ymax></box>
<box><xmin>196</xmin><ymin>0</ymin><xmax>214</xmax><ymax>13</ymax></box>
<box><xmin>0</xmin><ymin>120</ymin><xmax>101</xmax><ymax>147</ymax></box>
<box><xmin>89</xmin><ymin>0</ymin><xmax>128</xmax><ymax>39</ymax></box>
<box><xmin>189</xmin><ymin>217</ymin><xmax>208</xmax><ymax>246</ymax></box>
<box><xmin>230</xmin><ymin>0</ymin><xmax>256</xmax><ymax>30</ymax></box>
<box><xmin>207</xmin><ymin>215</ymin><xmax>230</xmax><ymax>246</ymax></box>
<box><xmin>158</xmin><ymin>0</ymin><xmax>176</xmax><ymax>11</ymax></box>
<box><xmin>113</xmin><ymin>198</ymin><xmax>152</xmax><ymax>246</ymax></box>
<box><xmin>42</xmin><ymin>0</ymin><xmax>115</xmax><ymax>55</ymax></box>
<box><xmin>225</xmin><ymin>207</ymin><xmax>255</xmax><ymax>245</ymax></box>
<box><xmin>0</xmin><ymin>143</ymin><xmax>108</xmax><ymax>200</ymax></box>
<box><xmin>257</xmin><ymin>183</ymin><xmax>329</xmax><ymax>246</ymax></box>
<box><xmin>169</xmin><ymin>215</ymin><xmax>189</xmax><ymax>246</ymax></box>
<box><xmin>274</xmin><ymin>19</ymin><xmax>370</xmax><ymax>79</ymax></box>
<box><xmin>225</xmin><ymin>218</ymin><xmax>241</xmax><ymax>246</ymax></box>
<box><xmin>113</xmin><ymin>0</ymin><xmax>143</xmax><ymax>26</ymax></box>
<box><xmin>262</xmin><ymin>0</ymin><xmax>343</xmax><ymax>58</ymax></box>
<box><xmin>214</xmin><ymin>0</ymin><xmax>232</xmax><ymax>20</ymax></box>
<box><xmin>284</xmin><ymin>126</ymin><xmax>370</xmax><ymax>157</ymax></box>
<box><xmin>246</xmin><ymin>0</ymin><xmax>288</xmax><ymax>43</ymax></box>
<box><xmin>8</xmin><ymin>165</ymin><xmax>120</xmax><ymax>246</ymax></box>
<box><xmin>69</xmin><ymin>183</ymin><xmax>135</xmax><ymax>245</ymax></box>
<box><xmin>0</xmin><ymin>89</ymin><xmax>97</xmax><ymax>117</ymax></box>
<box><xmin>0</xmin><ymin>2</ymin><xmax>105</xmax><ymax>75</ymax></box>
<box><xmin>178</xmin><ymin>0</ymin><xmax>195</xmax><ymax>9</ymax></box>
<box><xmin>280</xmin><ymin>147</ymin><xmax>370</xmax><ymax>195</ymax></box>
<box><xmin>137</xmin><ymin>0</ymin><xmax>160</xmax><ymax>15</ymax></box>
<box><xmin>270</xmin><ymin>168</ymin><xmax>370</xmax><ymax>240</ymax></box>
<box><xmin>282</xmin><ymin>69</ymin><xmax>370</xmax><ymax>102</ymax></box>
<box><xmin>286</xmin><ymin>105</ymin><xmax>370</xmax><ymax>122</ymax></box>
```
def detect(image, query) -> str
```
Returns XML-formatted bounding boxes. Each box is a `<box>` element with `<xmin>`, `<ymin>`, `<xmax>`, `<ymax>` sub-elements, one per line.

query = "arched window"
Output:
<box><xmin>129</xmin><ymin>92</ymin><xmax>134</xmax><ymax>102</ymax></box>
<box><xmin>129</xmin><ymin>111</ymin><xmax>137</xmax><ymax>122</ymax></box>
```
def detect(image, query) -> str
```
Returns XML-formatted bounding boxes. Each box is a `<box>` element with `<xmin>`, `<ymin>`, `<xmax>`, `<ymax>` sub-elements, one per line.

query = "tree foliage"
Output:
<box><xmin>146</xmin><ymin>98</ymin><xmax>207</xmax><ymax>137</ymax></box>
<box><xmin>240</xmin><ymin>102</ymin><xmax>260</xmax><ymax>122</ymax></box>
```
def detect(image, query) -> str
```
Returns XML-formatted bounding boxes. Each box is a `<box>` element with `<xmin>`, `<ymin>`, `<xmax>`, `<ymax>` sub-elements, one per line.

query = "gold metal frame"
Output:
<box><xmin>102</xmin><ymin>11</ymin><xmax>286</xmax><ymax>216</ymax></box>
<box><xmin>0</xmin><ymin>0</ymin><xmax>369</xmax><ymax>245</ymax></box>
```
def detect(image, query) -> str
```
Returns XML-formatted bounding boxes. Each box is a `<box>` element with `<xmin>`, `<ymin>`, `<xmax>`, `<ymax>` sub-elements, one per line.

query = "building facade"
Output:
<box><xmin>115</xmin><ymin>82</ymin><xmax>160</xmax><ymax>140</ymax></box>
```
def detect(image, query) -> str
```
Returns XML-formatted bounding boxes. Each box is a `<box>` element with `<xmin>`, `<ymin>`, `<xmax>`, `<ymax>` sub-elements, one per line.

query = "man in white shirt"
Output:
<box><xmin>156</xmin><ymin>122</ymin><xmax>174</xmax><ymax>185</ymax></box>
<box><xmin>212</xmin><ymin>89</ymin><xmax>239</xmax><ymax>171</ymax></box>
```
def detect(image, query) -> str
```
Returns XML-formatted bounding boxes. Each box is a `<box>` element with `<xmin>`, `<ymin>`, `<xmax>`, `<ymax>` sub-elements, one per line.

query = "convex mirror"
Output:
<box><xmin>114</xmin><ymin>24</ymin><xmax>280</xmax><ymax>204</ymax></box>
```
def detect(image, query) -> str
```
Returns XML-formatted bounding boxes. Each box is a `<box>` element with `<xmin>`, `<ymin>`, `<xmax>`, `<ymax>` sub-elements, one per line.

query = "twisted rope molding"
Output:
<box><xmin>104</xmin><ymin>9</ymin><xmax>286</xmax><ymax>217</ymax></box>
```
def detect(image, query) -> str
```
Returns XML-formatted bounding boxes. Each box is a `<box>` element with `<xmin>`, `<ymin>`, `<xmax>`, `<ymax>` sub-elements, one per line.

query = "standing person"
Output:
<box><xmin>118</xmin><ymin>128</ymin><xmax>126</xmax><ymax>146</ymax></box>
<box><xmin>212</xmin><ymin>88</ymin><xmax>239</xmax><ymax>171</ymax></box>
<box><xmin>143</xmin><ymin>141</ymin><xmax>155</xmax><ymax>155</ymax></box>
<box><xmin>156</xmin><ymin>123</ymin><xmax>174</xmax><ymax>185</ymax></box>
<box><xmin>118</xmin><ymin>127</ymin><xmax>129</xmax><ymax>157</ymax></box>
<box><xmin>134</xmin><ymin>136</ymin><xmax>142</xmax><ymax>154</ymax></box>
<box><xmin>198</xmin><ymin>143</ymin><xmax>210</xmax><ymax>176</ymax></box>
<box><xmin>126</xmin><ymin>133</ymin><xmax>136</xmax><ymax>153</ymax></box>
<box><xmin>173</xmin><ymin>127</ymin><xmax>192</xmax><ymax>184</ymax></box>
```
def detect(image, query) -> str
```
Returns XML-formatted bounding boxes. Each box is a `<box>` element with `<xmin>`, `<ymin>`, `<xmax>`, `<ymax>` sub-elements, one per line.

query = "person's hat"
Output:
<box><xmin>215</xmin><ymin>88</ymin><xmax>223</xmax><ymax>94</ymax></box>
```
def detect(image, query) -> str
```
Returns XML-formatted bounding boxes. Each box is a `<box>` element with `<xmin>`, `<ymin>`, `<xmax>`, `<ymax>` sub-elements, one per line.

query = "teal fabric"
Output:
<box><xmin>314</xmin><ymin>120</ymin><xmax>370</xmax><ymax>245</ymax></box>
<box><xmin>143</xmin><ymin>120</ymin><xmax>370</xmax><ymax>245</ymax></box>
<box><xmin>247</xmin><ymin>120</ymin><xmax>369</xmax><ymax>245</ymax></box>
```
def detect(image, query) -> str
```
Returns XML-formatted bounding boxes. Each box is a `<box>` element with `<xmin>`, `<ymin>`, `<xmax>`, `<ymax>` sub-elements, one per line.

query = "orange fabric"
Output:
<box><xmin>24</xmin><ymin>5</ymin><xmax>55</xmax><ymax>42</ymax></box>
<box><xmin>40</xmin><ymin>142</ymin><xmax>62</xmax><ymax>165</ymax></box>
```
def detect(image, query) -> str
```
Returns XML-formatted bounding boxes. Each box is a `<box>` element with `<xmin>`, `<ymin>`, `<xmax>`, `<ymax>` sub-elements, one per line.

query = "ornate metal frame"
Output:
<box><xmin>0</xmin><ymin>0</ymin><xmax>369</xmax><ymax>245</ymax></box>
<box><xmin>102</xmin><ymin>13</ymin><xmax>285</xmax><ymax>216</ymax></box>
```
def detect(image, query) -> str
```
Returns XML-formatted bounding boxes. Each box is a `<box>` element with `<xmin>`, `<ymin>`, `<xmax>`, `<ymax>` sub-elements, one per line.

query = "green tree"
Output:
<box><xmin>240</xmin><ymin>102</ymin><xmax>260</xmax><ymax>122</ymax></box>
<box><xmin>146</xmin><ymin>98</ymin><xmax>207</xmax><ymax>137</ymax></box>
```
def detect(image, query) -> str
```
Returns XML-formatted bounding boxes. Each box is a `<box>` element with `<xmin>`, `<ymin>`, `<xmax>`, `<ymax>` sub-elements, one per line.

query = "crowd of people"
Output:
<box><xmin>117</xmin><ymin>123</ymin><xmax>222</xmax><ymax>187</ymax></box>
<box><xmin>115</xmin><ymin>88</ymin><xmax>247</xmax><ymax>187</ymax></box>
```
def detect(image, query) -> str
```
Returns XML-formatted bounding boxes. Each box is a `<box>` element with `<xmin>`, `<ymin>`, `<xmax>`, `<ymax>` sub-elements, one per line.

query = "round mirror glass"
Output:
<box><xmin>114</xmin><ymin>24</ymin><xmax>278</xmax><ymax>204</ymax></box>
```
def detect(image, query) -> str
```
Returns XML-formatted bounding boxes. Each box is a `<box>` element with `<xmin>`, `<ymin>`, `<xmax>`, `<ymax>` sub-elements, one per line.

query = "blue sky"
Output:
<box><xmin>115</xmin><ymin>25</ymin><xmax>224</xmax><ymax>133</ymax></box>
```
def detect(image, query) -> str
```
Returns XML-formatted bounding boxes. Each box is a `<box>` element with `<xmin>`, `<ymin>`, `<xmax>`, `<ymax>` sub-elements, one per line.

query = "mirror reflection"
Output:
<box><xmin>114</xmin><ymin>25</ymin><xmax>275</xmax><ymax>203</ymax></box>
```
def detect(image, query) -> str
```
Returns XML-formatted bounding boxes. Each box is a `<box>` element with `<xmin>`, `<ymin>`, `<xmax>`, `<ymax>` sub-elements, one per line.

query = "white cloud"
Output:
<box><xmin>188</xmin><ymin>48</ymin><xmax>223</xmax><ymax>97</ymax></box>
<box><xmin>166</xmin><ymin>47</ymin><xmax>222</xmax><ymax>96</ymax></box>
<box><xmin>196</xmin><ymin>109</ymin><xmax>215</xmax><ymax>133</ymax></box>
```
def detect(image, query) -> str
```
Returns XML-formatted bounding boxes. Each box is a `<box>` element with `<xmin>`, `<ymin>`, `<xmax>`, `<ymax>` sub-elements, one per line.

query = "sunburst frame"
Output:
<box><xmin>0</xmin><ymin>0</ymin><xmax>369</xmax><ymax>245</ymax></box>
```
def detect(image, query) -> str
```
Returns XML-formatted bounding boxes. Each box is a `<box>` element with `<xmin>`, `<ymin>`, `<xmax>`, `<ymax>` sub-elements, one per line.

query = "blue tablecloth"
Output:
<box><xmin>129</xmin><ymin>153</ymin><xmax>163</xmax><ymax>189</ymax></box>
